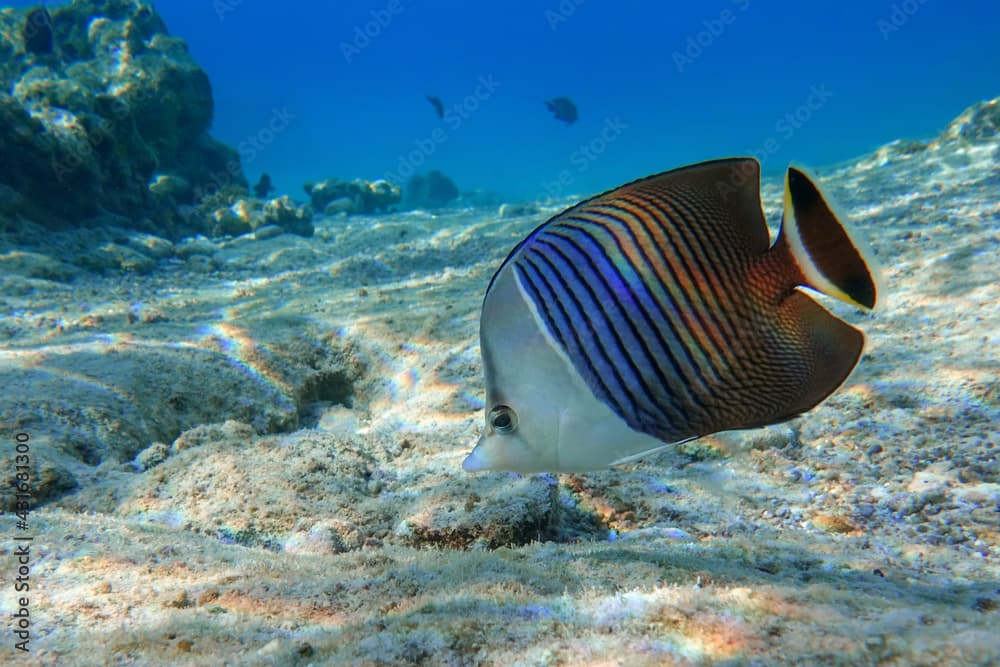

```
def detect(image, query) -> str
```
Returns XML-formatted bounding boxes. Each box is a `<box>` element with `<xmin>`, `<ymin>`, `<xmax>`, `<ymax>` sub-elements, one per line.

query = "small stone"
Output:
<box><xmin>0</xmin><ymin>250</ymin><xmax>78</xmax><ymax>281</ymax></box>
<box><xmin>212</xmin><ymin>207</ymin><xmax>251</xmax><ymax>237</ymax></box>
<box><xmin>812</xmin><ymin>513</ymin><xmax>857</xmax><ymax>534</ymax></box>
<box><xmin>80</xmin><ymin>243</ymin><xmax>157</xmax><ymax>274</ymax></box>
<box><xmin>176</xmin><ymin>237</ymin><xmax>218</xmax><ymax>258</ymax></box>
<box><xmin>257</xmin><ymin>638</ymin><xmax>284</xmax><ymax>656</ymax></box>
<box><xmin>164</xmin><ymin>590</ymin><xmax>192</xmax><ymax>608</ymax></box>
<box><xmin>185</xmin><ymin>254</ymin><xmax>217</xmax><ymax>273</ymax></box>
<box><xmin>135</xmin><ymin>442</ymin><xmax>170</xmax><ymax>471</ymax></box>
<box><xmin>973</xmin><ymin>597</ymin><xmax>997</xmax><ymax>613</ymax></box>
<box><xmin>123</xmin><ymin>232</ymin><xmax>175</xmax><ymax>259</ymax></box>
<box><xmin>324</xmin><ymin>197</ymin><xmax>355</xmax><ymax>216</ymax></box>
<box><xmin>148</xmin><ymin>173</ymin><xmax>193</xmax><ymax>202</ymax></box>
<box><xmin>197</xmin><ymin>589</ymin><xmax>220</xmax><ymax>605</ymax></box>
<box><xmin>498</xmin><ymin>203</ymin><xmax>539</xmax><ymax>218</ymax></box>
<box><xmin>253</xmin><ymin>224</ymin><xmax>283</xmax><ymax>240</ymax></box>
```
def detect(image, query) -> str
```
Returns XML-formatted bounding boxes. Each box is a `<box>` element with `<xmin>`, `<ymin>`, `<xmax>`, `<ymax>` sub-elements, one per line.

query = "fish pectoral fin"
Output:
<box><xmin>780</xmin><ymin>290</ymin><xmax>864</xmax><ymax>418</ymax></box>
<box><xmin>607</xmin><ymin>436</ymin><xmax>697</xmax><ymax>468</ymax></box>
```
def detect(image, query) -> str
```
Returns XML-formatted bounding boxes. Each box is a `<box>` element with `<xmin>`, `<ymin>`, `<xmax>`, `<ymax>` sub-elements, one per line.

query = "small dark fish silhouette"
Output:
<box><xmin>546</xmin><ymin>97</ymin><xmax>578</xmax><ymax>125</ymax></box>
<box><xmin>253</xmin><ymin>173</ymin><xmax>275</xmax><ymax>198</ymax></box>
<box><xmin>426</xmin><ymin>95</ymin><xmax>444</xmax><ymax>119</ymax></box>
<box><xmin>23</xmin><ymin>7</ymin><xmax>54</xmax><ymax>55</ymax></box>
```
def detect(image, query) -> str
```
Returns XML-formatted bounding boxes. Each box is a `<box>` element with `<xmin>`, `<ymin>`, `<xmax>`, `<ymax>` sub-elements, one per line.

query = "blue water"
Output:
<box><xmin>18</xmin><ymin>0</ymin><xmax>1000</xmax><ymax>202</ymax></box>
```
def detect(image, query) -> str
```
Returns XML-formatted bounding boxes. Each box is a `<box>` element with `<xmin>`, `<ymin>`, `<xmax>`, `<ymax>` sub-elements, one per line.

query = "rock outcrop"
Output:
<box><xmin>0</xmin><ymin>1</ymin><xmax>247</xmax><ymax>239</ymax></box>
<box><xmin>404</xmin><ymin>170</ymin><xmax>459</xmax><ymax>209</ymax></box>
<box><xmin>304</xmin><ymin>177</ymin><xmax>402</xmax><ymax>216</ymax></box>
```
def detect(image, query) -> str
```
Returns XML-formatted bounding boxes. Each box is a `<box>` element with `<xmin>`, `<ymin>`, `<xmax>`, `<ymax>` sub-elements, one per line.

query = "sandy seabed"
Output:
<box><xmin>0</xmin><ymin>99</ymin><xmax>998</xmax><ymax>665</ymax></box>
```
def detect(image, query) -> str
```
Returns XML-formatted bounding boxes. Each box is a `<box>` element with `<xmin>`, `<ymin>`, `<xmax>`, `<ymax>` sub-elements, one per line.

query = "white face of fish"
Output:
<box><xmin>463</xmin><ymin>264</ymin><xmax>668</xmax><ymax>473</ymax></box>
<box><xmin>463</xmin><ymin>265</ymin><xmax>562</xmax><ymax>472</ymax></box>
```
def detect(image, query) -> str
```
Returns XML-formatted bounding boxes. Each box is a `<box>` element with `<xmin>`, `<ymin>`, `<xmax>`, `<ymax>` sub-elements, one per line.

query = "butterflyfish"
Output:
<box><xmin>464</xmin><ymin>158</ymin><xmax>882</xmax><ymax>473</ymax></box>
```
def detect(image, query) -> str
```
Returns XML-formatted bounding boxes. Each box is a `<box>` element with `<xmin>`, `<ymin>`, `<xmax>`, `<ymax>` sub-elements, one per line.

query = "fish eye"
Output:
<box><xmin>488</xmin><ymin>405</ymin><xmax>517</xmax><ymax>434</ymax></box>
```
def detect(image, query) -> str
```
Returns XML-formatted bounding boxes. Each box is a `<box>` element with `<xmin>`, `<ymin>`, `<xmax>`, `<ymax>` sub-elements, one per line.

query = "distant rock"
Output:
<box><xmin>261</xmin><ymin>196</ymin><xmax>314</xmax><ymax>237</ymax></box>
<box><xmin>252</xmin><ymin>224</ymin><xmax>283</xmax><ymax>241</ymax></box>
<box><xmin>148</xmin><ymin>174</ymin><xmax>194</xmax><ymax>203</ymax></box>
<box><xmin>323</xmin><ymin>197</ymin><xmax>355</xmax><ymax>216</ymax></box>
<box><xmin>304</xmin><ymin>178</ymin><xmax>401</xmax><ymax>215</ymax></box>
<box><xmin>122</xmin><ymin>231</ymin><xmax>175</xmax><ymax>259</ymax></box>
<box><xmin>404</xmin><ymin>170</ymin><xmax>459</xmax><ymax>209</ymax></box>
<box><xmin>210</xmin><ymin>196</ymin><xmax>313</xmax><ymax>238</ymax></box>
<box><xmin>498</xmin><ymin>202</ymin><xmax>540</xmax><ymax>218</ymax></box>
<box><xmin>78</xmin><ymin>241</ymin><xmax>157</xmax><ymax>274</ymax></box>
<box><xmin>0</xmin><ymin>2</ymin><xmax>247</xmax><ymax>239</ymax></box>
<box><xmin>211</xmin><ymin>205</ymin><xmax>251</xmax><ymax>237</ymax></box>
<box><xmin>0</xmin><ymin>220</ymin><xmax>181</xmax><ymax>275</ymax></box>
<box><xmin>0</xmin><ymin>250</ymin><xmax>78</xmax><ymax>282</ymax></box>
<box><xmin>175</xmin><ymin>236</ymin><xmax>218</xmax><ymax>259</ymax></box>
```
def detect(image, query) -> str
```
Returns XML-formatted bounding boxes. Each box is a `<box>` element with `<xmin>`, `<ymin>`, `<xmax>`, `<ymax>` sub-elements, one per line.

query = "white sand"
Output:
<box><xmin>0</xmin><ymin>99</ymin><xmax>997</xmax><ymax>665</ymax></box>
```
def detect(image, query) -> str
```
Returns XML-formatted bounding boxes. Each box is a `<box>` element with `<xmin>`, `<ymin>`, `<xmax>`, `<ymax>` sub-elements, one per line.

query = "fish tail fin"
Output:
<box><xmin>775</xmin><ymin>166</ymin><xmax>883</xmax><ymax>310</ymax></box>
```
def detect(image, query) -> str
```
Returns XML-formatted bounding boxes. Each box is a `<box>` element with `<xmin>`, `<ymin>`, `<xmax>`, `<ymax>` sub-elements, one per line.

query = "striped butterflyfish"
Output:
<box><xmin>463</xmin><ymin>158</ymin><xmax>882</xmax><ymax>473</ymax></box>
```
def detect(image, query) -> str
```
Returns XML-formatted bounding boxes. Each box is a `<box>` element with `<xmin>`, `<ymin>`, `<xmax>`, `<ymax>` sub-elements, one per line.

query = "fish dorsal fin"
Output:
<box><xmin>577</xmin><ymin>157</ymin><xmax>771</xmax><ymax>257</ymax></box>
<box><xmin>485</xmin><ymin>157</ymin><xmax>769</xmax><ymax>297</ymax></box>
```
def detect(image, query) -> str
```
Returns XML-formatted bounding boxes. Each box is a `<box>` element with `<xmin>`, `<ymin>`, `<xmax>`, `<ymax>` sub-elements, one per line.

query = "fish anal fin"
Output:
<box><xmin>781</xmin><ymin>290</ymin><xmax>864</xmax><ymax>418</ymax></box>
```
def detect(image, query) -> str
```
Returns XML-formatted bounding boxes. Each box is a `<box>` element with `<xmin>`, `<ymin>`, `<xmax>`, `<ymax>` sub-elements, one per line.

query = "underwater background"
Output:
<box><xmin>10</xmin><ymin>0</ymin><xmax>1000</xmax><ymax>201</ymax></box>
<box><xmin>0</xmin><ymin>1</ymin><xmax>998</xmax><ymax>665</ymax></box>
